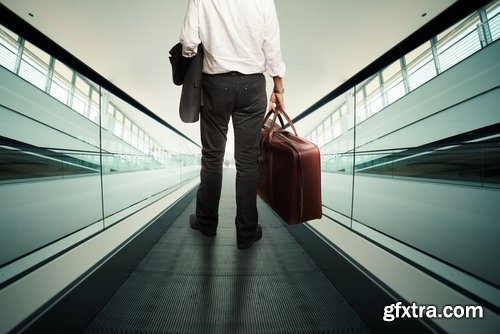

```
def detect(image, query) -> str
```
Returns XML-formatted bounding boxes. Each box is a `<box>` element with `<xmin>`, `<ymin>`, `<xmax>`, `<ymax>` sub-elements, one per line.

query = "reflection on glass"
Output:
<box><xmin>0</xmin><ymin>146</ymin><xmax>100</xmax><ymax>184</ymax></box>
<box><xmin>0</xmin><ymin>21</ymin><xmax>201</xmax><ymax>281</ymax></box>
<box><xmin>50</xmin><ymin>76</ymin><xmax>70</xmax><ymax>104</ymax></box>
<box><xmin>0</xmin><ymin>27</ymin><xmax>18</xmax><ymax>72</ymax></box>
<box><xmin>354</xmin><ymin>139</ymin><xmax>500</xmax><ymax>186</ymax></box>
<box><xmin>322</xmin><ymin>153</ymin><xmax>354</xmax><ymax>174</ymax></box>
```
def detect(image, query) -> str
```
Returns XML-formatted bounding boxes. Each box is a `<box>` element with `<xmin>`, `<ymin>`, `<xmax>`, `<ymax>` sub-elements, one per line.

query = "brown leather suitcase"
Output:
<box><xmin>258</xmin><ymin>108</ymin><xmax>322</xmax><ymax>224</ymax></box>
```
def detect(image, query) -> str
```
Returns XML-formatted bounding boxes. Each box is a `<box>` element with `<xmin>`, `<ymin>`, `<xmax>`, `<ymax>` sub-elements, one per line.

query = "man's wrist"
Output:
<box><xmin>273</xmin><ymin>87</ymin><xmax>285</xmax><ymax>95</ymax></box>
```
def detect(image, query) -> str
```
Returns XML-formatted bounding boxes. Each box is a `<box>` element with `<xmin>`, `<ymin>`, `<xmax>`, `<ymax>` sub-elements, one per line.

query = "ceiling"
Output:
<box><xmin>1</xmin><ymin>0</ymin><xmax>456</xmax><ymax>151</ymax></box>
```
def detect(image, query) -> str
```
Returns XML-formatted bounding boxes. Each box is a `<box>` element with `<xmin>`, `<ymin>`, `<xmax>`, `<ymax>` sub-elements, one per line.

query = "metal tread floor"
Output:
<box><xmin>85</xmin><ymin>169</ymin><xmax>370</xmax><ymax>333</ymax></box>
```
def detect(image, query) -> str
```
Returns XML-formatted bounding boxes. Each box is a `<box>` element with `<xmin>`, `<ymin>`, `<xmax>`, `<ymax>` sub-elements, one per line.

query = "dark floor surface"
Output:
<box><xmin>85</xmin><ymin>169</ymin><xmax>369</xmax><ymax>334</ymax></box>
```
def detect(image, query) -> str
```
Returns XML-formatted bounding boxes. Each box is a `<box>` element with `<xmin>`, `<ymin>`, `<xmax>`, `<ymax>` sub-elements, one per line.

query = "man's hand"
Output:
<box><xmin>269</xmin><ymin>91</ymin><xmax>285</xmax><ymax>112</ymax></box>
<box><xmin>270</xmin><ymin>76</ymin><xmax>285</xmax><ymax>112</ymax></box>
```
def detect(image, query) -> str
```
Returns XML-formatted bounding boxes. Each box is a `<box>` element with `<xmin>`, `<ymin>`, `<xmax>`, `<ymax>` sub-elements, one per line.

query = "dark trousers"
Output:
<box><xmin>196</xmin><ymin>72</ymin><xmax>267</xmax><ymax>243</ymax></box>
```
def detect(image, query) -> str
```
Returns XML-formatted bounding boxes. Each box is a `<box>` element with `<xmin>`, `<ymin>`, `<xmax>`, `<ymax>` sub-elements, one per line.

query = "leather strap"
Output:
<box><xmin>263</xmin><ymin>108</ymin><xmax>298</xmax><ymax>142</ymax></box>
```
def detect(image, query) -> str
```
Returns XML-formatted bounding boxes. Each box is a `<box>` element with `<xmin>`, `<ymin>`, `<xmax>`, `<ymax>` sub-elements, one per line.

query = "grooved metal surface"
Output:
<box><xmin>86</xmin><ymin>169</ymin><xmax>370</xmax><ymax>333</ymax></box>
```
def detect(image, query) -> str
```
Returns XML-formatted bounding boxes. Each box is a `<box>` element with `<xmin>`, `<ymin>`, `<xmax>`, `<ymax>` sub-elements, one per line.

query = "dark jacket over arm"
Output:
<box><xmin>169</xmin><ymin>43</ymin><xmax>204</xmax><ymax>123</ymax></box>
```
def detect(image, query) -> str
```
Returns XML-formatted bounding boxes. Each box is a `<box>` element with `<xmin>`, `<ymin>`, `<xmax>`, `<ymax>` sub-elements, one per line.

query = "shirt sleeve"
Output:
<box><xmin>180</xmin><ymin>0</ymin><xmax>201</xmax><ymax>58</ymax></box>
<box><xmin>262</xmin><ymin>0</ymin><xmax>286</xmax><ymax>77</ymax></box>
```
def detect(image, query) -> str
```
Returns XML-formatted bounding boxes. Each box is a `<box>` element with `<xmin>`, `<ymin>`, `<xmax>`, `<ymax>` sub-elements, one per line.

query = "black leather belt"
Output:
<box><xmin>204</xmin><ymin>71</ymin><xmax>261</xmax><ymax>77</ymax></box>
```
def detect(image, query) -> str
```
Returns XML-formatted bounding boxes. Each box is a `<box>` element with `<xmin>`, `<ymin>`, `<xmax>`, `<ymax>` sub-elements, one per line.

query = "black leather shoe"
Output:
<box><xmin>237</xmin><ymin>224</ymin><xmax>262</xmax><ymax>250</ymax></box>
<box><xmin>189</xmin><ymin>214</ymin><xmax>216</xmax><ymax>237</ymax></box>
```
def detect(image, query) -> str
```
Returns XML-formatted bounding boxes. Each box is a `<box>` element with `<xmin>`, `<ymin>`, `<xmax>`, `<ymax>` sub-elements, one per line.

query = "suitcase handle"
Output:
<box><xmin>263</xmin><ymin>108</ymin><xmax>285</xmax><ymax>129</ymax></box>
<box><xmin>263</xmin><ymin>108</ymin><xmax>298</xmax><ymax>141</ymax></box>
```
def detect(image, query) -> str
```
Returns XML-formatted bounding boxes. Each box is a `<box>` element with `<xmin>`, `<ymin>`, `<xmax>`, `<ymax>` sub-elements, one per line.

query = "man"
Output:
<box><xmin>180</xmin><ymin>0</ymin><xmax>286</xmax><ymax>249</ymax></box>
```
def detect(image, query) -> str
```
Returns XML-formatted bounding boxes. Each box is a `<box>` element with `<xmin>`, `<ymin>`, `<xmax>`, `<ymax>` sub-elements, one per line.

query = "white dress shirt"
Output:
<box><xmin>180</xmin><ymin>0</ymin><xmax>286</xmax><ymax>77</ymax></box>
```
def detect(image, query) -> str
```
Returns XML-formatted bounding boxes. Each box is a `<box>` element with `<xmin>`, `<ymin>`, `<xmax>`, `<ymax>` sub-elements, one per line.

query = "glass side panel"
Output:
<box><xmin>0</xmin><ymin>66</ymin><xmax>102</xmax><ymax>269</ymax></box>
<box><xmin>54</xmin><ymin>60</ymin><xmax>73</xmax><ymax>82</ymax></box>
<box><xmin>437</xmin><ymin>13</ymin><xmax>481</xmax><ymax>72</ymax></box>
<box><xmin>406</xmin><ymin>43</ymin><xmax>436</xmax><ymax>90</ymax></box>
<box><xmin>317</xmin><ymin>89</ymin><xmax>356</xmax><ymax>226</ymax></box>
<box><xmin>0</xmin><ymin>22</ymin><xmax>200</xmax><ymax>282</ymax></box>
<box><xmin>18</xmin><ymin>41</ymin><xmax>49</xmax><ymax>90</ymax></box>
<box><xmin>487</xmin><ymin>4</ymin><xmax>500</xmax><ymax>41</ymax></box>
<box><xmin>100</xmin><ymin>89</ymin><xmax>200</xmax><ymax>228</ymax></box>
<box><xmin>0</xmin><ymin>24</ymin><xmax>18</xmax><ymax>72</ymax></box>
